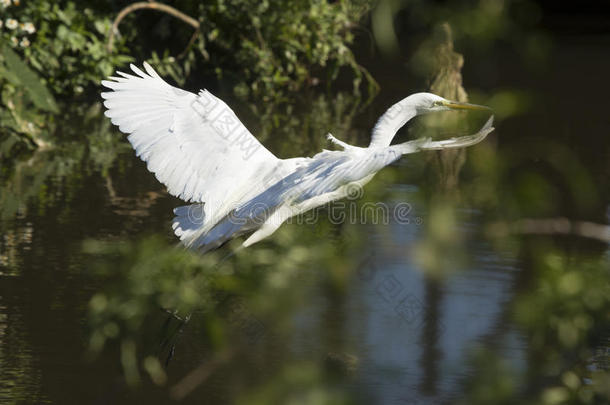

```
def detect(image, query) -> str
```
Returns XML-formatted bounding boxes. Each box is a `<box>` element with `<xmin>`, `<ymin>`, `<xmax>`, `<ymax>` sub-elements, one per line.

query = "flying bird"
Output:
<box><xmin>102</xmin><ymin>63</ymin><xmax>494</xmax><ymax>253</ymax></box>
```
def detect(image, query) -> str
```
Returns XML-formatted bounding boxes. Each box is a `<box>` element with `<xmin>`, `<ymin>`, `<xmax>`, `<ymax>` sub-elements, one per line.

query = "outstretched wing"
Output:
<box><xmin>101</xmin><ymin>63</ymin><xmax>279</xmax><ymax>221</ymax></box>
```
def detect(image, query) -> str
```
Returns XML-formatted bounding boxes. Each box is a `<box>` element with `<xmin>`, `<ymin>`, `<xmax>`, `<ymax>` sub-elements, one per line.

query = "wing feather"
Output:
<box><xmin>101</xmin><ymin>62</ymin><xmax>280</xmax><ymax>223</ymax></box>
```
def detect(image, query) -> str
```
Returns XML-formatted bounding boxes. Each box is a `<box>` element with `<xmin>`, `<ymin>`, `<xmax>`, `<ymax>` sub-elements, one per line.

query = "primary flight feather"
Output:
<box><xmin>102</xmin><ymin>63</ymin><xmax>494</xmax><ymax>253</ymax></box>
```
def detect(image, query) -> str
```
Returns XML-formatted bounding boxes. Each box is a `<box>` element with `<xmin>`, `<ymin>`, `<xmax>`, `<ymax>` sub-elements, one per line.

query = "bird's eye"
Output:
<box><xmin>432</xmin><ymin>100</ymin><xmax>444</xmax><ymax>107</ymax></box>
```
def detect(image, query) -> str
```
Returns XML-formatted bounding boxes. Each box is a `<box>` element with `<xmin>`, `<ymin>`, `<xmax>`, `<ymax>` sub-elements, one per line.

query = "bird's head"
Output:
<box><xmin>410</xmin><ymin>92</ymin><xmax>492</xmax><ymax>115</ymax></box>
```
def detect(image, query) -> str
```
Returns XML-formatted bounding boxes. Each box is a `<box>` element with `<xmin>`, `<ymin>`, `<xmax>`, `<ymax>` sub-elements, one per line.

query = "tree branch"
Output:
<box><xmin>170</xmin><ymin>348</ymin><xmax>236</xmax><ymax>400</ymax></box>
<box><xmin>107</xmin><ymin>1</ymin><xmax>200</xmax><ymax>52</ymax></box>
<box><xmin>487</xmin><ymin>218</ymin><xmax>610</xmax><ymax>243</ymax></box>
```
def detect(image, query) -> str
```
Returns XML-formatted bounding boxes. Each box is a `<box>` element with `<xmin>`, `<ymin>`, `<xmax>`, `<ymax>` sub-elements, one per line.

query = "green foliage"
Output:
<box><xmin>0</xmin><ymin>0</ymin><xmax>374</xmax><ymax>147</ymax></box>
<box><xmin>459</xmin><ymin>249</ymin><xmax>610</xmax><ymax>405</ymax></box>
<box><xmin>514</xmin><ymin>252</ymin><xmax>610</xmax><ymax>404</ymax></box>
<box><xmin>515</xmin><ymin>253</ymin><xmax>608</xmax><ymax>351</ymax></box>
<box><xmin>0</xmin><ymin>43</ymin><xmax>57</xmax><ymax>143</ymax></box>
<box><xmin>0</xmin><ymin>0</ymin><xmax>132</xmax><ymax>142</ymax></box>
<box><xmin>236</xmin><ymin>363</ymin><xmax>354</xmax><ymax>405</ymax></box>
<box><xmin>460</xmin><ymin>348</ymin><xmax>519</xmax><ymax>405</ymax></box>
<box><xmin>199</xmin><ymin>0</ymin><xmax>376</xmax><ymax>100</ymax></box>
<box><xmin>84</xmin><ymin>237</ymin><xmax>216</xmax><ymax>351</ymax></box>
<box><xmin>1</xmin><ymin>44</ymin><xmax>57</xmax><ymax>112</ymax></box>
<box><xmin>9</xmin><ymin>1</ymin><xmax>133</xmax><ymax>96</ymax></box>
<box><xmin>125</xmin><ymin>0</ymin><xmax>376</xmax><ymax>100</ymax></box>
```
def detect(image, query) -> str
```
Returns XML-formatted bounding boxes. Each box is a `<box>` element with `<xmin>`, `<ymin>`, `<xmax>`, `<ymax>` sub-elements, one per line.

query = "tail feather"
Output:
<box><xmin>172</xmin><ymin>204</ymin><xmax>249</xmax><ymax>252</ymax></box>
<box><xmin>172</xmin><ymin>204</ymin><xmax>206</xmax><ymax>244</ymax></box>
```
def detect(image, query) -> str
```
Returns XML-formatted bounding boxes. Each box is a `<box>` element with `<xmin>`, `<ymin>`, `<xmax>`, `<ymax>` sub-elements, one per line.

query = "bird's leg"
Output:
<box><xmin>393</xmin><ymin>117</ymin><xmax>494</xmax><ymax>155</ymax></box>
<box><xmin>419</xmin><ymin>116</ymin><xmax>494</xmax><ymax>151</ymax></box>
<box><xmin>419</xmin><ymin>131</ymin><xmax>488</xmax><ymax>150</ymax></box>
<box><xmin>159</xmin><ymin>308</ymin><xmax>192</xmax><ymax>368</ymax></box>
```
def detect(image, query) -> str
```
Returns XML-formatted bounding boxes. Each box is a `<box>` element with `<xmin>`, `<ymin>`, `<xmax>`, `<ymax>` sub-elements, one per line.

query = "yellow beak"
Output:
<box><xmin>442</xmin><ymin>100</ymin><xmax>492</xmax><ymax>111</ymax></box>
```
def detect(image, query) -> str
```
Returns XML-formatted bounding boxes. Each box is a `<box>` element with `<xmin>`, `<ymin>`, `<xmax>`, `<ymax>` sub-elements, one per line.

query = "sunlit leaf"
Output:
<box><xmin>1</xmin><ymin>44</ymin><xmax>59</xmax><ymax>114</ymax></box>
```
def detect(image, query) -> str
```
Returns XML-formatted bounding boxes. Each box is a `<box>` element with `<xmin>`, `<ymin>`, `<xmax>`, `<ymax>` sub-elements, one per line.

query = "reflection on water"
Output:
<box><xmin>1</xmin><ymin>40</ymin><xmax>609</xmax><ymax>405</ymax></box>
<box><xmin>290</xmin><ymin>202</ymin><xmax>523</xmax><ymax>404</ymax></box>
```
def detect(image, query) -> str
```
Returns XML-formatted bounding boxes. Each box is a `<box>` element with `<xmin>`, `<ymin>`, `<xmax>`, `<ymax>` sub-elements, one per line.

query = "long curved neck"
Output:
<box><xmin>369</xmin><ymin>98</ymin><xmax>418</xmax><ymax>148</ymax></box>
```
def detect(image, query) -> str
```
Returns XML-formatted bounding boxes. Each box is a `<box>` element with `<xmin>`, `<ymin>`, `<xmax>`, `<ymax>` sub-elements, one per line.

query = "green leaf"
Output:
<box><xmin>94</xmin><ymin>20</ymin><xmax>108</xmax><ymax>35</ymax></box>
<box><xmin>2</xmin><ymin>44</ymin><xmax>59</xmax><ymax>114</ymax></box>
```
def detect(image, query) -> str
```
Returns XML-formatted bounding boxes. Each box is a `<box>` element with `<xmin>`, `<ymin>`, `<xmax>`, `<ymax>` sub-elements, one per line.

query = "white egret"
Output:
<box><xmin>102</xmin><ymin>63</ymin><xmax>494</xmax><ymax>253</ymax></box>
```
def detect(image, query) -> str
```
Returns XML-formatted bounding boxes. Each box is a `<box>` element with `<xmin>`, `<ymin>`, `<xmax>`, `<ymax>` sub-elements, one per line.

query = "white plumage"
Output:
<box><xmin>102</xmin><ymin>63</ymin><xmax>494</xmax><ymax>253</ymax></box>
